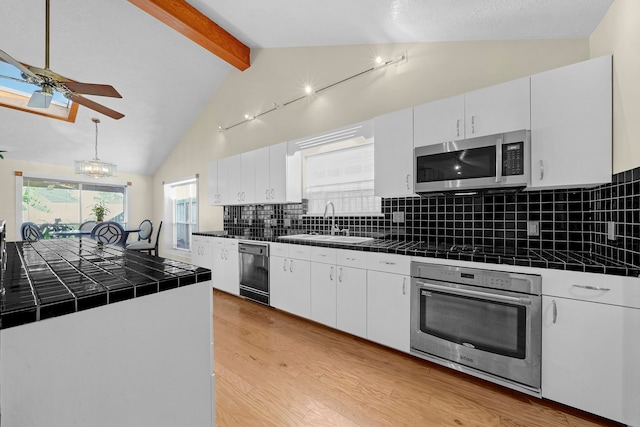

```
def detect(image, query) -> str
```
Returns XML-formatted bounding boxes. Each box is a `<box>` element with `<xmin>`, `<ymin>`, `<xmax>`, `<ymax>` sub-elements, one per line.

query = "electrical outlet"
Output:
<box><xmin>607</xmin><ymin>221</ymin><xmax>616</xmax><ymax>240</ymax></box>
<box><xmin>527</xmin><ymin>221</ymin><xmax>539</xmax><ymax>237</ymax></box>
<box><xmin>392</xmin><ymin>211</ymin><xmax>405</xmax><ymax>224</ymax></box>
<box><xmin>283</xmin><ymin>218</ymin><xmax>291</xmax><ymax>228</ymax></box>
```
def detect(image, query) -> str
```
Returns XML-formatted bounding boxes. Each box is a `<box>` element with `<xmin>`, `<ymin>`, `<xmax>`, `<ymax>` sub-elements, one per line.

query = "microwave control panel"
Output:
<box><xmin>502</xmin><ymin>141</ymin><xmax>524</xmax><ymax>176</ymax></box>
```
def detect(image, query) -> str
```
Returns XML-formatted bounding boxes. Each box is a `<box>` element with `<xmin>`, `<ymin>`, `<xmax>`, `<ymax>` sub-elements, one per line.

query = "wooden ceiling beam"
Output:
<box><xmin>128</xmin><ymin>0</ymin><xmax>250</xmax><ymax>71</ymax></box>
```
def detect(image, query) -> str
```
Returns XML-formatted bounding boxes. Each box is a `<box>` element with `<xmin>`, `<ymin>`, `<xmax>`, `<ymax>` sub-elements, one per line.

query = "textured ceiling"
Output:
<box><xmin>0</xmin><ymin>0</ymin><xmax>614</xmax><ymax>176</ymax></box>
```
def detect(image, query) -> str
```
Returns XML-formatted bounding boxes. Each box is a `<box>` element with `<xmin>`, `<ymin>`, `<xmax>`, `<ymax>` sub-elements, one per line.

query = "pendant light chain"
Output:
<box><xmin>93</xmin><ymin>117</ymin><xmax>100</xmax><ymax>160</ymax></box>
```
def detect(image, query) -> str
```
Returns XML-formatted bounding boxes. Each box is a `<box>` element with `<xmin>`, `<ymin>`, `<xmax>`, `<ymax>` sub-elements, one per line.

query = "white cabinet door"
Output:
<box><xmin>270</xmin><ymin>256</ymin><xmax>311</xmax><ymax>318</ymax></box>
<box><xmin>530</xmin><ymin>55</ymin><xmax>612</xmax><ymax>189</ymax></box>
<box><xmin>464</xmin><ymin>77</ymin><xmax>530</xmax><ymax>138</ymax></box>
<box><xmin>310</xmin><ymin>262</ymin><xmax>337</xmax><ymax>328</ymax></box>
<box><xmin>240</xmin><ymin>151</ymin><xmax>256</xmax><ymax>203</ymax></box>
<box><xmin>542</xmin><ymin>296</ymin><xmax>640</xmax><ymax>426</ymax></box>
<box><xmin>366</xmin><ymin>270</ymin><xmax>410</xmax><ymax>353</ymax></box>
<box><xmin>191</xmin><ymin>236</ymin><xmax>213</xmax><ymax>269</ymax></box>
<box><xmin>336</xmin><ymin>265</ymin><xmax>367</xmax><ymax>339</ymax></box>
<box><xmin>216</xmin><ymin>157</ymin><xmax>230</xmax><ymax>205</ymax></box>
<box><xmin>414</xmin><ymin>94</ymin><xmax>465</xmax><ymax>148</ymax></box>
<box><xmin>268</xmin><ymin>142</ymin><xmax>288</xmax><ymax>203</ymax></box>
<box><xmin>211</xmin><ymin>239</ymin><xmax>239</xmax><ymax>295</ymax></box>
<box><xmin>254</xmin><ymin>146</ymin><xmax>271</xmax><ymax>203</ymax></box>
<box><xmin>207</xmin><ymin>162</ymin><xmax>220</xmax><ymax>206</ymax></box>
<box><xmin>374</xmin><ymin>107</ymin><xmax>415</xmax><ymax>197</ymax></box>
<box><xmin>227</xmin><ymin>154</ymin><xmax>243</xmax><ymax>205</ymax></box>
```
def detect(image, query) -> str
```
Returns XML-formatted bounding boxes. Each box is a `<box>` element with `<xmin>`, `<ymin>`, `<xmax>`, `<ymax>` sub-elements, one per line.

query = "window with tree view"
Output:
<box><xmin>169</xmin><ymin>179</ymin><xmax>197</xmax><ymax>251</ymax></box>
<box><xmin>21</xmin><ymin>177</ymin><xmax>126</xmax><ymax>238</ymax></box>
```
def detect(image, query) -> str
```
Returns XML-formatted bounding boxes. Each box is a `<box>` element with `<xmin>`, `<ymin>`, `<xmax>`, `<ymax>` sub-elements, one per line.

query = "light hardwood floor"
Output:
<box><xmin>213</xmin><ymin>290</ymin><xmax>621</xmax><ymax>426</ymax></box>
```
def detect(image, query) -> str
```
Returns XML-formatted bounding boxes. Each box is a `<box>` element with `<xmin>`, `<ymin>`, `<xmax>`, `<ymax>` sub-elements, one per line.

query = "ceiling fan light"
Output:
<box><xmin>27</xmin><ymin>89</ymin><xmax>53</xmax><ymax>108</ymax></box>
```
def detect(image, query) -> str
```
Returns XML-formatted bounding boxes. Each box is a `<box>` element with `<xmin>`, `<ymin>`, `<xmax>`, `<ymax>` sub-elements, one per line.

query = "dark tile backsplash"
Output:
<box><xmin>223</xmin><ymin>166</ymin><xmax>640</xmax><ymax>269</ymax></box>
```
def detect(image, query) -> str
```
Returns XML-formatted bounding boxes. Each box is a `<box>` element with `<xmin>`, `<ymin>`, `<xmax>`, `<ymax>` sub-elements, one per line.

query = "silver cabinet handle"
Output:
<box><xmin>471</xmin><ymin>115</ymin><xmax>476</xmax><ymax>134</ymax></box>
<box><xmin>283</xmin><ymin>259</ymin><xmax>287</xmax><ymax>271</ymax></box>
<box><xmin>402</xmin><ymin>277</ymin><xmax>407</xmax><ymax>295</ymax></box>
<box><xmin>265</xmin><ymin>189</ymin><xmax>270</xmax><ymax>200</ymax></box>
<box><xmin>242</xmin><ymin>192</ymin><xmax>245</xmax><ymax>202</ymax></box>
<box><xmin>380</xmin><ymin>261</ymin><xmax>396</xmax><ymax>265</ymax></box>
<box><xmin>539</xmin><ymin>160</ymin><xmax>544</xmax><ymax>180</ymax></box>
<box><xmin>338</xmin><ymin>267</ymin><xmax>343</xmax><ymax>282</ymax></box>
<box><xmin>290</xmin><ymin>259</ymin><xmax>294</xmax><ymax>272</ymax></box>
<box><xmin>238</xmin><ymin>192</ymin><xmax>241</xmax><ymax>201</ymax></box>
<box><xmin>406</xmin><ymin>174</ymin><xmax>410</xmax><ymax>190</ymax></box>
<box><xmin>552</xmin><ymin>299</ymin><xmax>557</xmax><ymax>324</ymax></box>
<box><xmin>271</xmin><ymin>189</ymin><xmax>275</xmax><ymax>199</ymax></box>
<box><xmin>456</xmin><ymin>119</ymin><xmax>460</xmax><ymax>137</ymax></box>
<box><xmin>572</xmin><ymin>284</ymin><xmax>611</xmax><ymax>292</ymax></box>
<box><xmin>330</xmin><ymin>266</ymin><xmax>334</xmax><ymax>281</ymax></box>
<box><xmin>220</xmin><ymin>250</ymin><xmax>224</xmax><ymax>259</ymax></box>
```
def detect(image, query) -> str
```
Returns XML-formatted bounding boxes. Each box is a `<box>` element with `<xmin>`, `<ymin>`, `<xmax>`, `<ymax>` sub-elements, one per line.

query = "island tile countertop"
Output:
<box><xmin>0</xmin><ymin>239</ymin><xmax>211</xmax><ymax>329</ymax></box>
<box><xmin>193</xmin><ymin>231</ymin><xmax>640</xmax><ymax>277</ymax></box>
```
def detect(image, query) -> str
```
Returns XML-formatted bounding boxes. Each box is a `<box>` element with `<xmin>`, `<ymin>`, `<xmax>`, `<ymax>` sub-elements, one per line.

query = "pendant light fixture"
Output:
<box><xmin>74</xmin><ymin>117</ymin><xmax>117</xmax><ymax>178</ymax></box>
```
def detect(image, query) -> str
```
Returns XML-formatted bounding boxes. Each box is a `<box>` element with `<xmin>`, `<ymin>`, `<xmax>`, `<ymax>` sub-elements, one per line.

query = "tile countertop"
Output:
<box><xmin>193</xmin><ymin>231</ymin><xmax>640</xmax><ymax>278</ymax></box>
<box><xmin>0</xmin><ymin>239</ymin><xmax>211</xmax><ymax>329</ymax></box>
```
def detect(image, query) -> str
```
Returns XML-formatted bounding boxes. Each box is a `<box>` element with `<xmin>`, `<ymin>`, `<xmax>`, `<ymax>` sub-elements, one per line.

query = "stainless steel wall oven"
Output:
<box><xmin>238</xmin><ymin>242</ymin><xmax>269</xmax><ymax>305</ymax></box>
<box><xmin>410</xmin><ymin>262</ymin><xmax>542</xmax><ymax>396</ymax></box>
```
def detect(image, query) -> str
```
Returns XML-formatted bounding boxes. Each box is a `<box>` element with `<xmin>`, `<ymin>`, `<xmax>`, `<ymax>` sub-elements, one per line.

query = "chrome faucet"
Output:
<box><xmin>323</xmin><ymin>201</ymin><xmax>339</xmax><ymax>235</ymax></box>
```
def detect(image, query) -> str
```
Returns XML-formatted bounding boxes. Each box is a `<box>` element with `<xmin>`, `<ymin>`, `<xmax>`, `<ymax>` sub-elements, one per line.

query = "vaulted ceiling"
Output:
<box><xmin>0</xmin><ymin>0</ymin><xmax>613</xmax><ymax>176</ymax></box>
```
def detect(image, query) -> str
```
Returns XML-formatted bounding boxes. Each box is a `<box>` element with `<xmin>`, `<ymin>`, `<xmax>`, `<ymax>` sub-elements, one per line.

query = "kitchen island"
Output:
<box><xmin>0</xmin><ymin>238</ymin><xmax>214</xmax><ymax>427</ymax></box>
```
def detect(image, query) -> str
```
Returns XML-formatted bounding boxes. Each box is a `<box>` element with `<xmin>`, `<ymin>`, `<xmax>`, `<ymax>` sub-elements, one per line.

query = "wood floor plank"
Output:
<box><xmin>213</xmin><ymin>290</ymin><xmax>623</xmax><ymax>427</ymax></box>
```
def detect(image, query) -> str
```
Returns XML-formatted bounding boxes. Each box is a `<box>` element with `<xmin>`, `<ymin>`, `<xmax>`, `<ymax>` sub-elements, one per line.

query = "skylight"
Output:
<box><xmin>0</xmin><ymin>62</ymin><xmax>78</xmax><ymax>122</ymax></box>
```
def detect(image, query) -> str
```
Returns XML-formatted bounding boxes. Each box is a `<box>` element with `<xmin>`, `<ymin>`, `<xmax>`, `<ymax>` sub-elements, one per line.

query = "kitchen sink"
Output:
<box><xmin>278</xmin><ymin>234</ymin><xmax>374</xmax><ymax>244</ymax></box>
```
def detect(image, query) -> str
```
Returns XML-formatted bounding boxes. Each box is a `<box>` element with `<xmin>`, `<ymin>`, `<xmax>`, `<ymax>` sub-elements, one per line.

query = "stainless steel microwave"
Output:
<box><xmin>414</xmin><ymin>130</ymin><xmax>530</xmax><ymax>194</ymax></box>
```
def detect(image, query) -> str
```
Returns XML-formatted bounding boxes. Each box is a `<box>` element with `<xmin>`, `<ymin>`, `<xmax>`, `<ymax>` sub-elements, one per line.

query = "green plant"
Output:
<box><xmin>91</xmin><ymin>201</ymin><xmax>109</xmax><ymax>222</ymax></box>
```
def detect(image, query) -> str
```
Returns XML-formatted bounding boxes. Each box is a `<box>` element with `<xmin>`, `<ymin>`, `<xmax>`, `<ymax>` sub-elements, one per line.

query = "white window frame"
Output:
<box><xmin>162</xmin><ymin>175</ymin><xmax>199</xmax><ymax>258</ymax></box>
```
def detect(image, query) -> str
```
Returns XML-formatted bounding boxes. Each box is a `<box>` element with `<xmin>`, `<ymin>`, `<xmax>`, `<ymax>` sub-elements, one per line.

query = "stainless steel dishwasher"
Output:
<box><xmin>238</xmin><ymin>242</ymin><xmax>270</xmax><ymax>305</ymax></box>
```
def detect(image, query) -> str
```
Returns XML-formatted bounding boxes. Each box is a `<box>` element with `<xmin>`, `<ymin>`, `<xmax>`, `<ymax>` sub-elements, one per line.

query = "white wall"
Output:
<box><xmin>0</xmin><ymin>158</ymin><xmax>153</xmax><ymax>241</ymax></box>
<box><xmin>590</xmin><ymin>0</ymin><xmax>640</xmax><ymax>174</ymax></box>
<box><xmin>154</xmin><ymin>39</ymin><xmax>590</xmax><ymax>239</ymax></box>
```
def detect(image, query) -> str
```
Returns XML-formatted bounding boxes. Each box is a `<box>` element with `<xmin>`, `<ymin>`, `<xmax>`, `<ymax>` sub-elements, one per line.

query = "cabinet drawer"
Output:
<box><xmin>337</xmin><ymin>249</ymin><xmax>367</xmax><ymax>269</ymax></box>
<box><xmin>211</xmin><ymin>237</ymin><xmax>226</xmax><ymax>248</ymax></box>
<box><xmin>310</xmin><ymin>246</ymin><xmax>337</xmax><ymax>264</ymax></box>
<box><xmin>269</xmin><ymin>242</ymin><xmax>289</xmax><ymax>257</ymax></box>
<box><xmin>366</xmin><ymin>252</ymin><xmax>411</xmax><ymax>275</ymax></box>
<box><xmin>224</xmin><ymin>239</ymin><xmax>239</xmax><ymax>250</ymax></box>
<box><xmin>542</xmin><ymin>269</ymin><xmax>640</xmax><ymax>309</ymax></box>
<box><xmin>288</xmin><ymin>244</ymin><xmax>311</xmax><ymax>261</ymax></box>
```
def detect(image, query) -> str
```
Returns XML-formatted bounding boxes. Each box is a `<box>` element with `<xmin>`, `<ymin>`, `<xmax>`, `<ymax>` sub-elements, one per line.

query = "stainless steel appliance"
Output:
<box><xmin>238</xmin><ymin>242</ymin><xmax>270</xmax><ymax>305</ymax></box>
<box><xmin>410</xmin><ymin>262</ymin><xmax>542</xmax><ymax>396</ymax></box>
<box><xmin>414</xmin><ymin>129</ymin><xmax>530</xmax><ymax>194</ymax></box>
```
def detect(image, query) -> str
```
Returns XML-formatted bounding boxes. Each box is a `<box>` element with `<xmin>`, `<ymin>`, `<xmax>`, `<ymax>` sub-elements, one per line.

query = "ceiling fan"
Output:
<box><xmin>0</xmin><ymin>0</ymin><xmax>124</xmax><ymax>120</ymax></box>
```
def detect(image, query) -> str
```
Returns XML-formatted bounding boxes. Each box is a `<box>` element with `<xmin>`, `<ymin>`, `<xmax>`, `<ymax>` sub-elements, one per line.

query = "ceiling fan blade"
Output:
<box><xmin>0</xmin><ymin>49</ymin><xmax>40</xmax><ymax>81</ymax></box>
<box><xmin>70</xmin><ymin>94</ymin><xmax>125</xmax><ymax>120</ymax></box>
<box><xmin>63</xmin><ymin>82</ymin><xmax>122</xmax><ymax>98</ymax></box>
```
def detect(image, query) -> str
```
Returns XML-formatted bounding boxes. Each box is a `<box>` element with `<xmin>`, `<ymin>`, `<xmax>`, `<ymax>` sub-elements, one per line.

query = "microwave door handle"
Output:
<box><xmin>416</xmin><ymin>281</ymin><xmax>532</xmax><ymax>306</ymax></box>
<box><xmin>495</xmin><ymin>136</ymin><xmax>503</xmax><ymax>183</ymax></box>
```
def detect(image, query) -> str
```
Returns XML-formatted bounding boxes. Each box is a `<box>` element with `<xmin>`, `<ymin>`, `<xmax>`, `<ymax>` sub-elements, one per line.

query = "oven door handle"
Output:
<box><xmin>416</xmin><ymin>281</ymin><xmax>532</xmax><ymax>305</ymax></box>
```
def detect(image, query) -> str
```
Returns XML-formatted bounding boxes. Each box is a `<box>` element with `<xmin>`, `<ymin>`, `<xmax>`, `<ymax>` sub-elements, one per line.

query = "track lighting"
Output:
<box><xmin>218</xmin><ymin>52</ymin><xmax>408</xmax><ymax>132</ymax></box>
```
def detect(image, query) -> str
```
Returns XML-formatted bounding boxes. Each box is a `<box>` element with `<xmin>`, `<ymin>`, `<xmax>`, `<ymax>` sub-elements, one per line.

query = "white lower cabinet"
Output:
<box><xmin>541</xmin><ymin>270</ymin><xmax>640</xmax><ymax>426</ymax></box>
<box><xmin>366</xmin><ymin>252</ymin><xmax>411</xmax><ymax>353</ymax></box>
<box><xmin>270</xmin><ymin>244</ymin><xmax>311</xmax><ymax>318</ymax></box>
<box><xmin>336</xmin><ymin>265</ymin><xmax>367</xmax><ymax>339</ymax></box>
<box><xmin>310</xmin><ymin>247</ymin><xmax>338</xmax><ymax>328</ymax></box>
<box><xmin>191</xmin><ymin>235</ymin><xmax>214</xmax><ymax>270</ymax></box>
<box><xmin>211</xmin><ymin>238</ymin><xmax>239</xmax><ymax>295</ymax></box>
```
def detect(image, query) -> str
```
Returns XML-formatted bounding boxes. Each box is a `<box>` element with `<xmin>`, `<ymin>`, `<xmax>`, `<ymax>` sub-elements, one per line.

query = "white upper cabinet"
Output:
<box><xmin>374</xmin><ymin>107</ymin><xmax>415</xmax><ymax>197</ymax></box>
<box><xmin>254</xmin><ymin>141</ymin><xmax>302</xmax><ymax>204</ymax></box>
<box><xmin>227</xmin><ymin>152</ymin><xmax>256</xmax><ymax>205</ymax></box>
<box><xmin>464</xmin><ymin>77</ymin><xmax>531</xmax><ymax>139</ymax></box>
<box><xmin>207</xmin><ymin>158</ymin><xmax>230</xmax><ymax>206</ymax></box>
<box><xmin>530</xmin><ymin>55</ymin><xmax>612</xmax><ymax>190</ymax></box>
<box><xmin>414</xmin><ymin>94</ymin><xmax>465</xmax><ymax>148</ymax></box>
<box><xmin>414</xmin><ymin>78</ymin><xmax>530</xmax><ymax>148</ymax></box>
